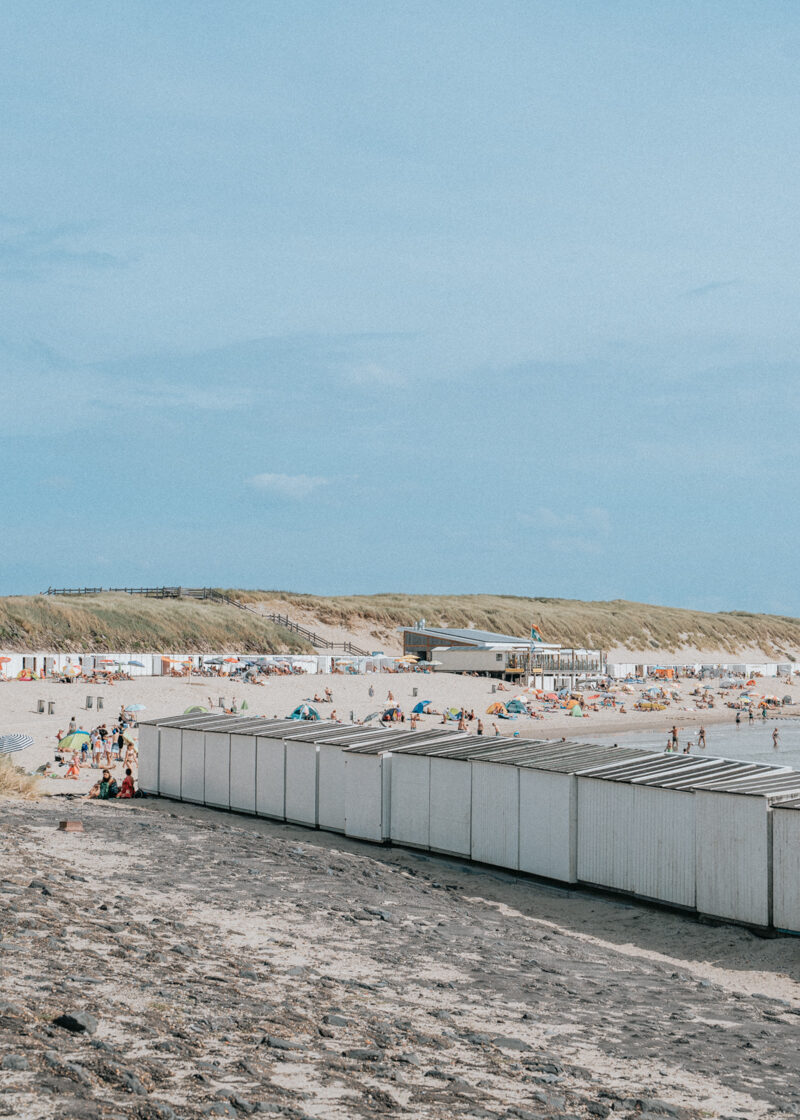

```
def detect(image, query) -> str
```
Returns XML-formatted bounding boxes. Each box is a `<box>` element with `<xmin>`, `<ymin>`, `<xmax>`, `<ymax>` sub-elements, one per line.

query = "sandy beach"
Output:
<box><xmin>2</xmin><ymin>793</ymin><xmax>800</xmax><ymax>1120</ymax></box>
<box><xmin>3</xmin><ymin>670</ymin><xmax>800</xmax><ymax>795</ymax></box>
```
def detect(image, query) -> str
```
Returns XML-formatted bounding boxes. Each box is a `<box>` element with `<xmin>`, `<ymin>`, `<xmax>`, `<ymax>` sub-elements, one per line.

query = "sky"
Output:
<box><xmin>1</xmin><ymin>1</ymin><xmax>799</xmax><ymax>613</ymax></box>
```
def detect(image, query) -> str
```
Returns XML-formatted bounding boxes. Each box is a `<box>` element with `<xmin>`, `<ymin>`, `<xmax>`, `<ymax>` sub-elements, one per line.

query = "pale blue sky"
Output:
<box><xmin>2</xmin><ymin>2</ymin><xmax>799</xmax><ymax>612</ymax></box>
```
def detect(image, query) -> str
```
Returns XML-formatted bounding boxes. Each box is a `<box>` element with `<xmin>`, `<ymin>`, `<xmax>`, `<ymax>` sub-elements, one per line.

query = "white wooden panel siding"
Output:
<box><xmin>317</xmin><ymin>743</ymin><xmax>348</xmax><ymax>832</ymax></box>
<box><xmin>576</xmin><ymin>777</ymin><xmax>634</xmax><ymax>891</ymax></box>
<box><xmin>255</xmin><ymin>737</ymin><xmax>285</xmax><ymax>820</ymax></box>
<box><xmin>180</xmin><ymin>729</ymin><xmax>206</xmax><ymax>804</ymax></box>
<box><xmin>137</xmin><ymin>723</ymin><xmax>159</xmax><ymax>795</ymax></box>
<box><xmin>429</xmin><ymin>757</ymin><xmax>472</xmax><ymax>856</ymax></box>
<box><xmin>631</xmin><ymin>785</ymin><xmax>696</xmax><ymax>908</ymax></box>
<box><xmin>389</xmin><ymin>754</ymin><xmax>431</xmax><ymax>849</ymax></box>
<box><xmin>772</xmin><ymin>804</ymin><xmax>800</xmax><ymax>934</ymax></box>
<box><xmin>518</xmin><ymin>769</ymin><xmax>577</xmax><ymax>883</ymax></box>
<box><xmin>158</xmin><ymin>726</ymin><xmax>183</xmax><ymax>799</ymax></box>
<box><xmin>203</xmin><ymin>731</ymin><xmax>231</xmax><ymax>809</ymax></box>
<box><xmin>284</xmin><ymin>741</ymin><xmax>319</xmax><ymax>826</ymax></box>
<box><xmin>470</xmin><ymin>761</ymin><xmax>519</xmax><ymax>869</ymax></box>
<box><xmin>229</xmin><ymin>734</ymin><xmax>257</xmax><ymax>814</ymax></box>
<box><xmin>695</xmin><ymin>792</ymin><xmax>770</xmax><ymax>926</ymax></box>
<box><xmin>345</xmin><ymin>752</ymin><xmax>388</xmax><ymax>842</ymax></box>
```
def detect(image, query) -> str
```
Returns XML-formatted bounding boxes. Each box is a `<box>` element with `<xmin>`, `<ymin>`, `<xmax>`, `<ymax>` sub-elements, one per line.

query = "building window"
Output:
<box><xmin>496</xmin><ymin>653</ymin><xmax>503</xmax><ymax>661</ymax></box>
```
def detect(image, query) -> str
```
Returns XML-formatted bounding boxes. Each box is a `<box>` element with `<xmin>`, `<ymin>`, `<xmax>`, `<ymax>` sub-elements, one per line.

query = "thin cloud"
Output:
<box><xmin>679</xmin><ymin>279</ymin><xmax>739</xmax><ymax>300</ymax></box>
<box><xmin>248</xmin><ymin>473</ymin><xmax>330</xmax><ymax>499</ymax></box>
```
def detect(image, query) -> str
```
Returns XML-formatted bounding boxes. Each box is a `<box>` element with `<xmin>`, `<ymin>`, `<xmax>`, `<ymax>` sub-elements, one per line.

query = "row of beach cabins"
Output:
<box><xmin>139</xmin><ymin>713</ymin><xmax>800</xmax><ymax>936</ymax></box>
<box><xmin>0</xmin><ymin>652</ymin><xmax>398</xmax><ymax>680</ymax></box>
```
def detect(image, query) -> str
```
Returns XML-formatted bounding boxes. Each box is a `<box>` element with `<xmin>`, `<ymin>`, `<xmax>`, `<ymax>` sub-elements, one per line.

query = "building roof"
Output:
<box><xmin>400</xmin><ymin>625</ymin><xmax>537</xmax><ymax>647</ymax></box>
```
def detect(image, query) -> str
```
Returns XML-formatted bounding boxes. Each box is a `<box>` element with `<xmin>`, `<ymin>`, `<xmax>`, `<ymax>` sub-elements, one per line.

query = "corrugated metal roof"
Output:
<box><xmin>402</xmin><ymin>625</ymin><xmax>530</xmax><ymax>646</ymax></box>
<box><xmin>343</xmin><ymin>729</ymin><xmax>467</xmax><ymax>754</ymax></box>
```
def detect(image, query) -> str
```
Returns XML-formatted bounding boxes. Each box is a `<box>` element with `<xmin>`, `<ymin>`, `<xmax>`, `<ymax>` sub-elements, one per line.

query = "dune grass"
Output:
<box><xmin>0</xmin><ymin>757</ymin><xmax>39</xmax><ymax>798</ymax></box>
<box><xmin>3</xmin><ymin>590</ymin><xmax>798</xmax><ymax>656</ymax></box>
<box><xmin>0</xmin><ymin>594</ymin><xmax>313</xmax><ymax>654</ymax></box>
<box><xmin>230</xmin><ymin>591</ymin><xmax>800</xmax><ymax>656</ymax></box>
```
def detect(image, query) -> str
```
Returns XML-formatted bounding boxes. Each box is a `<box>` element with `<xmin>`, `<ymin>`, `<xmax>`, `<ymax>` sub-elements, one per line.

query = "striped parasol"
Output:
<box><xmin>0</xmin><ymin>733</ymin><xmax>34</xmax><ymax>755</ymax></box>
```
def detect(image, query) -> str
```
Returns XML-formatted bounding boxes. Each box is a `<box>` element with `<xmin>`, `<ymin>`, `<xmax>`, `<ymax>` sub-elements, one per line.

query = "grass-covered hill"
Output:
<box><xmin>233</xmin><ymin>591</ymin><xmax>800</xmax><ymax>658</ymax></box>
<box><xmin>0</xmin><ymin>594</ymin><xmax>313</xmax><ymax>654</ymax></box>
<box><xmin>2</xmin><ymin>590</ymin><xmax>799</xmax><ymax>657</ymax></box>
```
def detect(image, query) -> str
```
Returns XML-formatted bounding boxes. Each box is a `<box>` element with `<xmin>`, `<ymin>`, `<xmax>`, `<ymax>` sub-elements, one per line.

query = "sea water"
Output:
<box><xmin>588</xmin><ymin>716</ymin><xmax>800</xmax><ymax>772</ymax></box>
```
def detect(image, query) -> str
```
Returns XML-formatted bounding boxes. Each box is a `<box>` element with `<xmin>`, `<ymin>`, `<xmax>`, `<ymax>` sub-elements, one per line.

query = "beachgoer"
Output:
<box><xmin>493</xmin><ymin>723</ymin><xmax>500</xmax><ymax>736</ymax></box>
<box><xmin>762</xmin><ymin>707</ymin><xmax>767</xmax><ymax>721</ymax></box>
<box><xmin>65</xmin><ymin>756</ymin><xmax>81</xmax><ymax>779</ymax></box>
<box><xmin>117</xmin><ymin>768</ymin><xmax>135</xmax><ymax>798</ymax></box>
<box><xmin>671</xmin><ymin>725</ymin><xmax>678</xmax><ymax>746</ymax></box>
<box><xmin>749</xmin><ymin>708</ymin><xmax>754</xmax><ymax>723</ymax></box>
<box><xmin>368</xmin><ymin>685</ymin><xmax>374</xmax><ymax>698</ymax></box>
<box><xmin>325</xmin><ymin>687</ymin><xmax>332</xmax><ymax>702</ymax></box>
<box><xmin>387</xmin><ymin>691</ymin><xmax>394</xmax><ymax>702</ymax></box>
<box><xmin>735</xmin><ymin>711</ymin><xmax>741</xmax><ymax>726</ymax></box>
<box><xmin>698</xmin><ymin>726</ymin><xmax>706</xmax><ymax>749</ymax></box>
<box><xmin>773</xmin><ymin>728</ymin><xmax>780</xmax><ymax>749</ymax></box>
<box><xmin>89</xmin><ymin>769</ymin><xmax>119</xmax><ymax>800</ymax></box>
<box><xmin>457</xmin><ymin>713</ymin><xmax>467</xmax><ymax>731</ymax></box>
<box><xmin>476</xmin><ymin>719</ymin><xmax>484</xmax><ymax>736</ymax></box>
<box><xmin>68</xmin><ymin>716</ymin><xmax>77</xmax><ymax>733</ymax></box>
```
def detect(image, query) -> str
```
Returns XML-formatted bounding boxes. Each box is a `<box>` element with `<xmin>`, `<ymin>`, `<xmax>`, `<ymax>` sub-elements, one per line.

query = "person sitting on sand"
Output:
<box><xmin>314</xmin><ymin>693</ymin><xmax>324</xmax><ymax>703</ymax></box>
<box><xmin>325</xmin><ymin>687</ymin><xmax>333</xmax><ymax>702</ymax></box>
<box><xmin>88</xmin><ymin>769</ymin><xmax>118</xmax><ymax>800</ymax></box>
<box><xmin>65</xmin><ymin>755</ymin><xmax>82</xmax><ymax>780</ymax></box>
<box><xmin>117</xmin><ymin>768</ymin><xmax>135</xmax><ymax>798</ymax></box>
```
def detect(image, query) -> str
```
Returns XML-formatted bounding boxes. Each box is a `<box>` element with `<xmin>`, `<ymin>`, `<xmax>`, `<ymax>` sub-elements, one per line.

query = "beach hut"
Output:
<box><xmin>694</xmin><ymin>773</ymin><xmax>800</xmax><ymax>927</ymax></box>
<box><xmin>342</xmin><ymin>729</ymin><xmax>464</xmax><ymax>843</ymax></box>
<box><xmin>313</xmin><ymin>727</ymin><xmax>394</xmax><ymax>832</ymax></box>
<box><xmin>245</xmin><ymin>720</ymin><xmax>340</xmax><ymax>824</ymax></box>
<box><xmin>772</xmin><ymin>799</ymin><xmax>800</xmax><ymax>934</ymax></box>
<box><xmin>574</xmin><ymin>755</ymin><xmax>777</xmax><ymax>907</ymax></box>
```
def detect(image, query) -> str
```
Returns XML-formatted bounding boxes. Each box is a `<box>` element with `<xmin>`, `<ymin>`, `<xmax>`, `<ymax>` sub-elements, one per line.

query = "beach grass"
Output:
<box><xmin>0</xmin><ymin>756</ymin><xmax>39</xmax><ymax>798</ymax></box>
<box><xmin>0</xmin><ymin>594</ymin><xmax>314</xmax><ymax>654</ymax></box>
<box><xmin>228</xmin><ymin>591</ymin><xmax>800</xmax><ymax>657</ymax></box>
<box><xmin>2</xmin><ymin>589</ymin><xmax>799</xmax><ymax>657</ymax></box>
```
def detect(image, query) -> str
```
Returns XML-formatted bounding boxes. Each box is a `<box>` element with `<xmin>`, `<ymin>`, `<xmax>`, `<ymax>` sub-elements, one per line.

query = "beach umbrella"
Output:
<box><xmin>426</xmin><ymin>660</ymin><xmax>442</xmax><ymax>666</ymax></box>
<box><xmin>0</xmin><ymin>732</ymin><xmax>34</xmax><ymax>754</ymax></box>
<box><xmin>16</xmin><ymin>669</ymin><xmax>39</xmax><ymax>680</ymax></box>
<box><xmin>184</xmin><ymin>706</ymin><xmax>209</xmax><ymax>714</ymax></box>
<box><xmin>127</xmin><ymin>660</ymin><xmax>145</xmax><ymax>668</ymax></box>
<box><xmin>412</xmin><ymin>700</ymin><xmax>432</xmax><ymax>714</ymax></box>
<box><xmin>59</xmin><ymin>730</ymin><xmax>90</xmax><ymax>753</ymax></box>
<box><xmin>397</xmin><ymin>655</ymin><xmax>419</xmax><ymax>663</ymax></box>
<box><xmin>570</xmin><ymin>705</ymin><xmax>584</xmax><ymax>717</ymax></box>
<box><xmin>125</xmin><ymin>703</ymin><xmax>146</xmax><ymax>713</ymax></box>
<box><xmin>223</xmin><ymin>657</ymin><xmax>239</xmax><ymax>663</ymax></box>
<box><xmin>122</xmin><ymin>727</ymin><xmax>138</xmax><ymax>744</ymax></box>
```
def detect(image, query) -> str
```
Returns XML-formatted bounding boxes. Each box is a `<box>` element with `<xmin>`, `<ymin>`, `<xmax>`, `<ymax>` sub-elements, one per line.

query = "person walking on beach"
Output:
<box><xmin>671</xmin><ymin>725</ymin><xmax>678</xmax><ymax>748</ymax></box>
<box><xmin>476</xmin><ymin>719</ymin><xmax>484</xmax><ymax>736</ymax></box>
<box><xmin>68</xmin><ymin>715</ymin><xmax>77</xmax><ymax>733</ymax></box>
<box><xmin>773</xmin><ymin>728</ymin><xmax>780</xmax><ymax>749</ymax></box>
<box><xmin>698</xmin><ymin>725</ymin><xmax>706</xmax><ymax>749</ymax></box>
